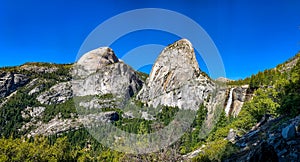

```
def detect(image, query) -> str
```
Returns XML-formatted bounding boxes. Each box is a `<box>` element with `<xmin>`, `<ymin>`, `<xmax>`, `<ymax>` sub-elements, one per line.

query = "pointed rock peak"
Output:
<box><xmin>165</xmin><ymin>38</ymin><xmax>193</xmax><ymax>51</ymax></box>
<box><xmin>137</xmin><ymin>39</ymin><xmax>215</xmax><ymax>109</ymax></box>
<box><xmin>148</xmin><ymin>39</ymin><xmax>200</xmax><ymax>83</ymax></box>
<box><xmin>137</xmin><ymin>39</ymin><xmax>212</xmax><ymax>108</ymax></box>
<box><xmin>75</xmin><ymin>47</ymin><xmax>119</xmax><ymax>76</ymax></box>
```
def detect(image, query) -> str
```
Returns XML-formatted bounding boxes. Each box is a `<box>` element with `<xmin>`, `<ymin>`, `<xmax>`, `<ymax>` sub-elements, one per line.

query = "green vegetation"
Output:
<box><xmin>0</xmin><ymin>63</ymin><xmax>72</xmax><ymax>138</ymax></box>
<box><xmin>0</xmin><ymin>103</ymin><xmax>207</xmax><ymax>161</ymax></box>
<box><xmin>0</xmin><ymin>134</ymin><xmax>125</xmax><ymax>162</ymax></box>
<box><xmin>0</xmin><ymin>86</ymin><xmax>41</xmax><ymax>138</ymax></box>
<box><xmin>228</xmin><ymin>53</ymin><xmax>300</xmax><ymax>88</ymax></box>
<box><xmin>178</xmin><ymin>104</ymin><xmax>208</xmax><ymax>154</ymax></box>
<box><xmin>193</xmin><ymin>53</ymin><xmax>300</xmax><ymax>161</ymax></box>
<box><xmin>136</xmin><ymin>71</ymin><xmax>149</xmax><ymax>82</ymax></box>
<box><xmin>96</xmin><ymin>93</ymin><xmax>114</xmax><ymax>100</ymax></box>
<box><xmin>0</xmin><ymin>53</ymin><xmax>299</xmax><ymax>161</ymax></box>
<box><xmin>0</xmin><ymin>136</ymin><xmax>73</xmax><ymax>161</ymax></box>
<box><xmin>43</xmin><ymin>99</ymin><xmax>77</xmax><ymax>122</ymax></box>
<box><xmin>114</xmin><ymin>105</ymin><xmax>180</xmax><ymax>134</ymax></box>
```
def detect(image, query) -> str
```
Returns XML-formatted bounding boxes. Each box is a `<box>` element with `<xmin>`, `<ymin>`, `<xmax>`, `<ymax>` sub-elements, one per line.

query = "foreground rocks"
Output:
<box><xmin>225</xmin><ymin>115</ymin><xmax>300</xmax><ymax>162</ymax></box>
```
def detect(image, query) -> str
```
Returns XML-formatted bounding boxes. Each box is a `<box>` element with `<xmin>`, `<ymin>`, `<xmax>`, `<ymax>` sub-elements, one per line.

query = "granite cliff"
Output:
<box><xmin>1</xmin><ymin>39</ymin><xmax>299</xmax><ymax>161</ymax></box>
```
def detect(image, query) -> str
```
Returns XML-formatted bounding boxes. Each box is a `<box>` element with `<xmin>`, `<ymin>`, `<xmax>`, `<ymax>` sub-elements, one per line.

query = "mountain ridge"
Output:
<box><xmin>0</xmin><ymin>39</ymin><xmax>299</xmax><ymax>161</ymax></box>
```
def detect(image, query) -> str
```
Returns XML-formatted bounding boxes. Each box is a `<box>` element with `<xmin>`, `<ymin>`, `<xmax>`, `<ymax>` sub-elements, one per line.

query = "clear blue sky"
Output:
<box><xmin>1</xmin><ymin>0</ymin><xmax>300</xmax><ymax>80</ymax></box>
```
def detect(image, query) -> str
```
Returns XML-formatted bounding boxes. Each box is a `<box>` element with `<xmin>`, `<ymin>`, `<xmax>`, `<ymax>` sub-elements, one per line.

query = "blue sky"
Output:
<box><xmin>0</xmin><ymin>0</ymin><xmax>300</xmax><ymax>79</ymax></box>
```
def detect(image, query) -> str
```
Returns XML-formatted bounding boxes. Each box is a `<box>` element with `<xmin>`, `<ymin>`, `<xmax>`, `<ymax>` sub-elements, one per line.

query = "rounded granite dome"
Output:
<box><xmin>76</xmin><ymin>47</ymin><xmax>119</xmax><ymax>76</ymax></box>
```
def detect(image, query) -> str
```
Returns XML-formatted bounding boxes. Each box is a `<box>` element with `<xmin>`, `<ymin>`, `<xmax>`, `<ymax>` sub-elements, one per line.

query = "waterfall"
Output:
<box><xmin>225</xmin><ymin>88</ymin><xmax>234</xmax><ymax>116</ymax></box>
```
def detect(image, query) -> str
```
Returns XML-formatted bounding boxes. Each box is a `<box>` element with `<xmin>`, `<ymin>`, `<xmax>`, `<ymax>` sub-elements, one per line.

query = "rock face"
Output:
<box><xmin>0</xmin><ymin>72</ymin><xmax>29</xmax><ymax>97</ymax></box>
<box><xmin>73</xmin><ymin>47</ymin><xmax>143</xmax><ymax>100</ymax></box>
<box><xmin>231</xmin><ymin>85</ymin><xmax>249</xmax><ymax>117</ymax></box>
<box><xmin>28</xmin><ymin>83</ymin><xmax>44</xmax><ymax>95</ymax></box>
<box><xmin>75</xmin><ymin>47</ymin><xmax>119</xmax><ymax>77</ymax></box>
<box><xmin>0</xmin><ymin>47</ymin><xmax>144</xmax><ymax>137</ymax></box>
<box><xmin>278</xmin><ymin>54</ymin><xmax>299</xmax><ymax>73</ymax></box>
<box><xmin>21</xmin><ymin>106</ymin><xmax>46</xmax><ymax>119</ymax></box>
<box><xmin>37</xmin><ymin>82</ymin><xmax>72</xmax><ymax>105</ymax></box>
<box><xmin>27</xmin><ymin>111</ymin><xmax>119</xmax><ymax>137</ymax></box>
<box><xmin>137</xmin><ymin>39</ymin><xmax>215</xmax><ymax>110</ymax></box>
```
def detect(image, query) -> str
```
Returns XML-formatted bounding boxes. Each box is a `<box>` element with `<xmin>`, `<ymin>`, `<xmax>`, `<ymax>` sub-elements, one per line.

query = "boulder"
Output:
<box><xmin>282</xmin><ymin>124</ymin><xmax>296</xmax><ymax>140</ymax></box>
<box><xmin>227</xmin><ymin>128</ymin><xmax>237</xmax><ymax>142</ymax></box>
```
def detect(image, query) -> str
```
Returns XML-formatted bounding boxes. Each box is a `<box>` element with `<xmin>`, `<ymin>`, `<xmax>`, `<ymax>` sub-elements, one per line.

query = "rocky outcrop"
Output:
<box><xmin>216</xmin><ymin>77</ymin><xmax>232</xmax><ymax>83</ymax></box>
<box><xmin>78</xmin><ymin>95</ymin><xmax>121</xmax><ymax>110</ymax></box>
<box><xmin>72</xmin><ymin>47</ymin><xmax>143</xmax><ymax>101</ymax></box>
<box><xmin>21</xmin><ymin>106</ymin><xmax>46</xmax><ymax>119</ymax></box>
<box><xmin>28</xmin><ymin>84</ymin><xmax>44</xmax><ymax>95</ymax></box>
<box><xmin>25</xmin><ymin>111</ymin><xmax>119</xmax><ymax>137</ymax></box>
<box><xmin>278</xmin><ymin>54</ymin><xmax>299</xmax><ymax>73</ymax></box>
<box><xmin>225</xmin><ymin>115</ymin><xmax>300</xmax><ymax>162</ymax></box>
<box><xmin>182</xmin><ymin>145</ymin><xmax>206</xmax><ymax>159</ymax></box>
<box><xmin>25</xmin><ymin>114</ymin><xmax>79</xmax><ymax>137</ymax></box>
<box><xmin>227</xmin><ymin>128</ymin><xmax>238</xmax><ymax>142</ymax></box>
<box><xmin>20</xmin><ymin>64</ymin><xmax>58</xmax><ymax>73</ymax></box>
<box><xmin>26</xmin><ymin>78</ymin><xmax>45</xmax><ymax>95</ymax></box>
<box><xmin>137</xmin><ymin>39</ymin><xmax>215</xmax><ymax>110</ymax></box>
<box><xmin>0</xmin><ymin>72</ymin><xmax>29</xmax><ymax>98</ymax></box>
<box><xmin>141</xmin><ymin>111</ymin><xmax>156</xmax><ymax>120</ymax></box>
<box><xmin>20</xmin><ymin>106</ymin><xmax>47</xmax><ymax>133</ymax></box>
<box><xmin>37</xmin><ymin>82</ymin><xmax>72</xmax><ymax>105</ymax></box>
<box><xmin>79</xmin><ymin>111</ymin><xmax>119</xmax><ymax>125</ymax></box>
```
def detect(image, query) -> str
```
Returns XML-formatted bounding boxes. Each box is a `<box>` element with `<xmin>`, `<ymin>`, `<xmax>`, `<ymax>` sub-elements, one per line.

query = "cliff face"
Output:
<box><xmin>73</xmin><ymin>47</ymin><xmax>143</xmax><ymax>99</ymax></box>
<box><xmin>231</xmin><ymin>85</ymin><xmax>249</xmax><ymax>117</ymax></box>
<box><xmin>1</xmin><ymin>39</ymin><xmax>299</xmax><ymax>161</ymax></box>
<box><xmin>224</xmin><ymin>85</ymin><xmax>249</xmax><ymax>117</ymax></box>
<box><xmin>0</xmin><ymin>39</ymin><xmax>235</xmax><ymax>138</ymax></box>
<box><xmin>0</xmin><ymin>72</ymin><xmax>29</xmax><ymax>98</ymax></box>
<box><xmin>137</xmin><ymin>39</ymin><xmax>217</xmax><ymax>111</ymax></box>
<box><xmin>0</xmin><ymin>47</ymin><xmax>144</xmax><ymax>137</ymax></box>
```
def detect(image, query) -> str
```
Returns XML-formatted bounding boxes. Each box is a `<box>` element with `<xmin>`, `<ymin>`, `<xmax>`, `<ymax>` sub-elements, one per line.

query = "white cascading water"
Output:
<box><xmin>225</xmin><ymin>88</ymin><xmax>234</xmax><ymax>116</ymax></box>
